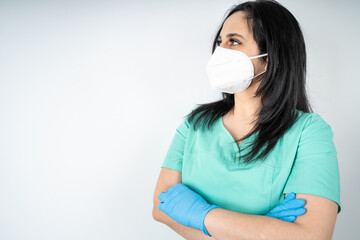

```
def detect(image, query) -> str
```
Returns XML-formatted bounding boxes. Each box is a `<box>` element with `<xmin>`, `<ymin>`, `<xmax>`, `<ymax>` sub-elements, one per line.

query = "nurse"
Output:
<box><xmin>152</xmin><ymin>0</ymin><xmax>341</xmax><ymax>239</ymax></box>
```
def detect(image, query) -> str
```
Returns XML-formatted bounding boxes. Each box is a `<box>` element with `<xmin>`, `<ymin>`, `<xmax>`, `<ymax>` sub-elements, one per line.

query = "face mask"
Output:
<box><xmin>206</xmin><ymin>46</ymin><xmax>268</xmax><ymax>94</ymax></box>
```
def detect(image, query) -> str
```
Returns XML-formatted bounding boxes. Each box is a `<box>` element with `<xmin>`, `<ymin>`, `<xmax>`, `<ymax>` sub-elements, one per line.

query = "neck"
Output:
<box><xmin>229</xmin><ymin>80</ymin><xmax>262</xmax><ymax>123</ymax></box>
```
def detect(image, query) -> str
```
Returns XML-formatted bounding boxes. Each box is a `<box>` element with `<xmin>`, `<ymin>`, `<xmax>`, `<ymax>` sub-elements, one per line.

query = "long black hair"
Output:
<box><xmin>184</xmin><ymin>0</ymin><xmax>313</xmax><ymax>164</ymax></box>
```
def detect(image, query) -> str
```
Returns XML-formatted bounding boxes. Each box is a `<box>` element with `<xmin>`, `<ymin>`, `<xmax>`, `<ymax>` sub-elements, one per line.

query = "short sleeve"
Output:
<box><xmin>283</xmin><ymin>113</ymin><xmax>341</xmax><ymax>214</ymax></box>
<box><xmin>161</xmin><ymin>117</ymin><xmax>190</xmax><ymax>172</ymax></box>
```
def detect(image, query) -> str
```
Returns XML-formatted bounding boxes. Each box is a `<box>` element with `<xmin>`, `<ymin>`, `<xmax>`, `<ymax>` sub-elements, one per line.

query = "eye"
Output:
<box><xmin>215</xmin><ymin>38</ymin><xmax>241</xmax><ymax>46</ymax></box>
<box><xmin>229</xmin><ymin>38</ymin><xmax>241</xmax><ymax>45</ymax></box>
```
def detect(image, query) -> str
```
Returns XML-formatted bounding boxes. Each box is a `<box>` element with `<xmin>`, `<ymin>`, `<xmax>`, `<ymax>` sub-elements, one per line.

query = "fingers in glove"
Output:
<box><xmin>281</xmin><ymin>208</ymin><xmax>306</xmax><ymax>217</ymax></box>
<box><xmin>280</xmin><ymin>215</ymin><xmax>296</xmax><ymax>222</ymax></box>
<box><xmin>158</xmin><ymin>191</ymin><xmax>167</xmax><ymax>202</ymax></box>
<box><xmin>282</xmin><ymin>192</ymin><xmax>296</xmax><ymax>203</ymax></box>
<box><xmin>282</xmin><ymin>199</ymin><xmax>306</xmax><ymax>209</ymax></box>
<box><xmin>271</xmin><ymin>207</ymin><xmax>306</xmax><ymax>218</ymax></box>
<box><xmin>268</xmin><ymin>198</ymin><xmax>305</xmax><ymax>214</ymax></box>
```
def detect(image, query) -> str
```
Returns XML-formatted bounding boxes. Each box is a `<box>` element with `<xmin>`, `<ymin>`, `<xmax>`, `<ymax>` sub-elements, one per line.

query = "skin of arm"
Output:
<box><xmin>152</xmin><ymin>167</ymin><xmax>216</xmax><ymax>240</ymax></box>
<box><xmin>153</xmin><ymin>168</ymin><xmax>338</xmax><ymax>240</ymax></box>
<box><xmin>203</xmin><ymin>193</ymin><xmax>338</xmax><ymax>240</ymax></box>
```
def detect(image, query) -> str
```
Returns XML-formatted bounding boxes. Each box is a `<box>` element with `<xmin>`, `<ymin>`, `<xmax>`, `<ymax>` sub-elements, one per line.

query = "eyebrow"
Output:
<box><xmin>218</xmin><ymin>33</ymin><xmax>246</xmax><ymax>40</ymax></box>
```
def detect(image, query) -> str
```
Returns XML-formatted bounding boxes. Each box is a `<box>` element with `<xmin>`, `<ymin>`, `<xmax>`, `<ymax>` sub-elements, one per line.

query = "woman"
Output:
<box><xmin>152</xmin><ymin>0</ymin><xmax>341</xmax><ymax>239</ymax></box>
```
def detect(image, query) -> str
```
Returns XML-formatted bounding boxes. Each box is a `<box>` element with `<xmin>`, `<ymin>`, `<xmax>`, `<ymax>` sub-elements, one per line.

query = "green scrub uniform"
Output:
<box><xmin>161</xmin><ymin>109</ymin><xmax>341</xmax><ymax>215</ymax></box>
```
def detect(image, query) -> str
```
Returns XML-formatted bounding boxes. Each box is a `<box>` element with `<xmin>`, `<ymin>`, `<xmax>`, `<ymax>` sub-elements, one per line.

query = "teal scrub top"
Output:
<box><xmin>161</xmin><ymin>110</ymin><xmax>341</xmax><ymax>214</ymax></box>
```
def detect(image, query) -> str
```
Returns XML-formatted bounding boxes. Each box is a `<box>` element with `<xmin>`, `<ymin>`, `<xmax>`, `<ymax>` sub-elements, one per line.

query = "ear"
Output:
<box><xmin>263</xmin><ymin>57</ymin><xmax>268</xmax><ymax>71</ymax></box>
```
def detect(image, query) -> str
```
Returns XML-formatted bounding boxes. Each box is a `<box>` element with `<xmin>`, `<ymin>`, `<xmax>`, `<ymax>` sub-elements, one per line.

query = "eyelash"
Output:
<box><xmin>216</xmin><ymin>38</ymin><xmax>241</xmax><ymax>46</ymax></box>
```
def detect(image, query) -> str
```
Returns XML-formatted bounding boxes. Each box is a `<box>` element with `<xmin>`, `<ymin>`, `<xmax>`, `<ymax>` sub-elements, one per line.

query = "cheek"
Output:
<box><xmin>254</xmin><ymin>60</ymin><xmax>267</xmax><ymax>72</ymax></box>
<box><xmin>251</xmin><ymin>59</ymin><xmax>262</xmax><ymax>72</ymax></box>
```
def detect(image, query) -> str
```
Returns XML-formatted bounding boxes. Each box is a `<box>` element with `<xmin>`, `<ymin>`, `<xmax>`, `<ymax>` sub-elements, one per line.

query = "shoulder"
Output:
<box><xmin>294</xmin><ymin>110</ymin><xmax>333</xmax><ymax>135</ymax></box>
<box><xmin>174</xmin><ymin>115</ymin><xmax>191</xmax><ymax>135</ymax></box>
<box><xmin>297</xmin><ymin>111</ymin><xmax>334</xmax><ymax>139</ymax></box>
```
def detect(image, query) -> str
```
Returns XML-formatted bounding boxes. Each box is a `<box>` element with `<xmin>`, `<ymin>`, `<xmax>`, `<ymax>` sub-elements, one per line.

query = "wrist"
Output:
<box><xmin>202</xmin><ymin>205</ymin><xmax>221</xmax><ymax>236</ymax></box>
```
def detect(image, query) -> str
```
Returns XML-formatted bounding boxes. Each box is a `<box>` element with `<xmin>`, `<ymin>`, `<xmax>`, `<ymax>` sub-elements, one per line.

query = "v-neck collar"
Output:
<box><xmin>218</xmin><ymin>115</ymin><xmax>258</xmax><ymax>148</ymax></box>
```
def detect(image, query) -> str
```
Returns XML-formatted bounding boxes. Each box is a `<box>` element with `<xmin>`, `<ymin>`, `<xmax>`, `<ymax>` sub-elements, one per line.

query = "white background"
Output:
<box><xmin>0</xmin><ymin>0</ymin><xmax>358</xmax><ymax>239</ymax></box>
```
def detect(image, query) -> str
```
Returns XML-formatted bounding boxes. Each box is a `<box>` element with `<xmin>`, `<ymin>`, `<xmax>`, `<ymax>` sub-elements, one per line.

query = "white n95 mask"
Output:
<box><xmin>206</xmin><ymin>46</ymin><xmax>268</xmax><ymax>94</ymax></box>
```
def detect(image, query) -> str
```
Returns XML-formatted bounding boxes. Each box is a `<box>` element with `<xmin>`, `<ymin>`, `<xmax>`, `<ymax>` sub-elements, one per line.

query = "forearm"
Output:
<box><xmin>154</xmin><ymin>209</ymin><xmax>216</xmax><ymax>240</ymax></box>
<box><xmin>204</xmin><ymin>208</ymin><xmax>309</xmax><ymax>240</ymax></box>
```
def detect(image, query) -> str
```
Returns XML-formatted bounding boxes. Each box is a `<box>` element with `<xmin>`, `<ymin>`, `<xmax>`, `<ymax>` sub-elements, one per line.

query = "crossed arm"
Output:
<box><xmin>153</xmin><ymin>168</ymin><xmax>338</xmax><ymax>240</ymax></box>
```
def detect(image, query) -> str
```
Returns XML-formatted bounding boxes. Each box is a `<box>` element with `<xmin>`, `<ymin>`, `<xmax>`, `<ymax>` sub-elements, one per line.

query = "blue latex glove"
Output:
<box><xmin>158</xmin><ymin>183</ymin><xmax>220</xmax><ymax>237</ymax></box>
<box><xmin>265</xmin><ymin>192</ymin><xmax>306</xmax><ymax>222</ymax></box>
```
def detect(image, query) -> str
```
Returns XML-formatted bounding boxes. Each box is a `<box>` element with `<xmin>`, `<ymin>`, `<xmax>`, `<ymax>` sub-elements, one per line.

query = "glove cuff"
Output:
<box><xmin>202</xmin><ymin>205</ymin><xmax>221</xmax><ymax>237</ymax></box>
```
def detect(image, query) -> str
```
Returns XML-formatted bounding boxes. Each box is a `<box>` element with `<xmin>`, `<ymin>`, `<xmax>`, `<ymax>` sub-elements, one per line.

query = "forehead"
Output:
<box><xmin>219</xmin><ymin>11</ymin><xmax>252</xmax><ymax>40</ymax></box>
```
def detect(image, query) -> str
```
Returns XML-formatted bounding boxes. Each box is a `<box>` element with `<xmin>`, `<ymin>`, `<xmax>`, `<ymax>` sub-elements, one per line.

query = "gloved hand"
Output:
<box><xmin>265</xmin><ymin>192</ymin><xmax>306</xmax><ymax>222</ymax></box>
<box><xmin>158</xmin><ymin>183</ymin><xmax>221</xmax><ymax>237</ymax></box>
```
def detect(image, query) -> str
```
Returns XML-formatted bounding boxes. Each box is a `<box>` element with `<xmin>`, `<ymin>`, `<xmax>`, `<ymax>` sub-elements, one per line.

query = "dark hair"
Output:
<box><xmin>185</xmin><ymin>0</ymin><xmax>312</xmax><ymax>164</ymax></box>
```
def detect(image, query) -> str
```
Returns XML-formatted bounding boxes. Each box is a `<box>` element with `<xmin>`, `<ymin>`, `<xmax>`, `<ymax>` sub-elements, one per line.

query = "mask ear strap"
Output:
<box><xmin>249</xmin><ymin>53</ymin><xmax>268</xmax><ymax>59</ymax></box>
<box><xmin>253</xmin><ymin>69</ymin><xmax>266</xmax><ymax>79</ymax></box>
